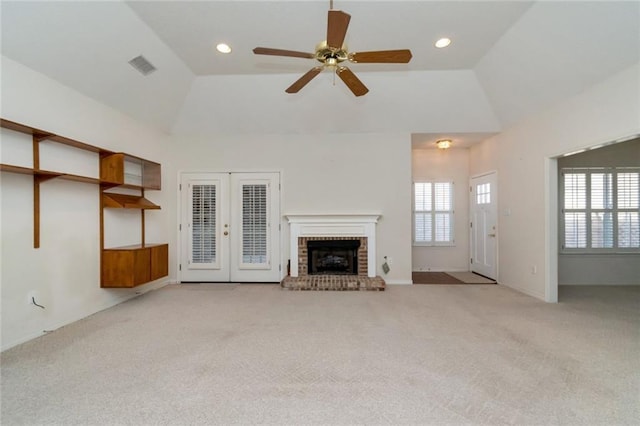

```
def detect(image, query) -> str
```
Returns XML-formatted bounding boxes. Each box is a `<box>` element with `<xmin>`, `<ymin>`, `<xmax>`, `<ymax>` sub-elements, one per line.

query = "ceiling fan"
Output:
<box><xmin>252</xmin><ymin>3</ymin><xmax>412</xmax><ymax>96</ymax></box>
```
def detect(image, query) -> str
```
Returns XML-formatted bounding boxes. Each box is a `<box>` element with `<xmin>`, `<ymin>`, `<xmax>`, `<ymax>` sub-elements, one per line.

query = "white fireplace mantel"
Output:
<box><xmin>286</xmin><ymin>214</ymin><xmax>380</xmax><ymax>278</ymax></box>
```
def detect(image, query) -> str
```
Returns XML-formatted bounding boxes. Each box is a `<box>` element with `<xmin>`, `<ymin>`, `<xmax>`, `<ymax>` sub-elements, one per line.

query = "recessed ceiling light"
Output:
<box><xmin>435</xmin><ymin>38</ymin><xmax>451</xmax><ymax>49</ymax></box>
<box><xmin>216</xmin><ymin>43</ymin><xmax>232</xmax><ymax>54</ymax></box>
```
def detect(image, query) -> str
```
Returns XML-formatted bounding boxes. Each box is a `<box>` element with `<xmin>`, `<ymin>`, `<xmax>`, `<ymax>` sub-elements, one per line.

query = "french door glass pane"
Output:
<box><xmin>242</xmin><ymin>184</ymin><xmax>268</xmax><ymax>264</ymax></box>
<box><xmin>192</xmin><ymin>185</ymin><xmax>216</xmax><ymax>263</ymax></box>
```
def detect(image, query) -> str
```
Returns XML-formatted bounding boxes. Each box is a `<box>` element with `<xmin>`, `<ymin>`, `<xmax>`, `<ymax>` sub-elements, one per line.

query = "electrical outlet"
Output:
<box><xmin>531</xmin><ymin>265</ymin><xmax>537</xmax><ymax>274</ymax></box>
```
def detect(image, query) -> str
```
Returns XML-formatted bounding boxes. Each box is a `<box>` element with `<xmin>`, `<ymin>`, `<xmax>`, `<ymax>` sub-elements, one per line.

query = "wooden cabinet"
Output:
<box><xmin>102</xmin><ymin>244</ymin><xmax>168</xmax><ymax>288</ymax></box>
<box><xmin>0</xmin><ymin>118</ymin><xmax>168</xmax><ymax>289</ymax></box>
<box><xmin>100</xmin><ymin>153</ymin><xmax>161</xmax><ymax>189</ymax></box>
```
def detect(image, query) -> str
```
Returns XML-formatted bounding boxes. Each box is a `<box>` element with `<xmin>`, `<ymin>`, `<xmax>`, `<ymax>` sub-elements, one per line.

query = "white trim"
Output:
<box><xmin>286</xmin><ymin>214</ymin><xmax>380</xmax><ymax>278</ymax></box>
<box><xmin>545</xmin><ymin>158</ymin><xmax>559</xmax><ymax>303</ymax></box>
<box><xmin>386</xmin><ymin>280</ymin><xmax>413</xmax><ymax>285</ymax></box>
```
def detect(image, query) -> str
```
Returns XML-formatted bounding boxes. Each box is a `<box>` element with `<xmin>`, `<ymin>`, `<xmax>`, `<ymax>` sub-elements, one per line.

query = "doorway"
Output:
<box><xmin>470</xmin><ymin>172</ymin><xmax>498</xmax><ymax>280</ymax></box>
<box><xmin>179</xmin><ymin>172</ymin><xmax>281</xmax><ymax>282</ymax></box>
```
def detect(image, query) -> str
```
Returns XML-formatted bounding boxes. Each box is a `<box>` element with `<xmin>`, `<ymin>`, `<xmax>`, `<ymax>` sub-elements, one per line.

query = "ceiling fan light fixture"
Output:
<box><xmin>216</xmin><ymin>43</ymin><xmax>232</xmax><ymax>54</ymax></box>
<box><xmin>436</xmin><ymin>139</ymin><xmax>452</xmax><ymax>149</ymax></box>
<box><xmin>435</xmin><ymin>38</ymin><xmax>451</xmax><ymax>48</ymax></box>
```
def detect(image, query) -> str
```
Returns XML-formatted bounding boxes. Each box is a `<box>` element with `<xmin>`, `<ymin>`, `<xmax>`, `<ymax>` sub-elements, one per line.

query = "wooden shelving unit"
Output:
<box><xmin>0</xmin><ymin>118</ymin><xmax>168</xmax><ymax>288</ymax></box>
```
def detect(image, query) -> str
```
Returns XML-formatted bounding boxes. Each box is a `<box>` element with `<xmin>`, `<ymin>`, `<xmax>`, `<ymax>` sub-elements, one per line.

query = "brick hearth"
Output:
<box><xmin>281</xmin><ymin>275</ymin><xmax>385</xmax><ymax>291</ymax></box>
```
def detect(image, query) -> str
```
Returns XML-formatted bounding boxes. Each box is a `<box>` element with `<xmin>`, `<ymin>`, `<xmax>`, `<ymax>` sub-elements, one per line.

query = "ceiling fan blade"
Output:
<box><xmin>349</xmin><ymin>49</ymin><xmax>413</xmax><ymax>63</ymax></box>
<box><xmin>326</xmin><ymin>10</ymin><xmax>351</xmax><ymax>49</ymax></box>
<box><xmin>253</xmin><ymin>47</ymin><xmax>315</xmax><ymax>59</ymax></box>
<box><xmin>285</xmin><ymin>67</ymin><xmax>323</xmax><ymax>93</ymax></box>
<box><xmin>336</xmin><ymin>66</ymin><xmax>369</xmax><ymax>97</ymax></box>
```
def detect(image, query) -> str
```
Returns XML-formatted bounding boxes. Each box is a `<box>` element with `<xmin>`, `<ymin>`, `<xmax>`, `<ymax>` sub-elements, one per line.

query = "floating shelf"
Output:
<box><xmin>102</xmin><ymin>193</ymin><xmax>160</xmax><ymax>209</ymax></box>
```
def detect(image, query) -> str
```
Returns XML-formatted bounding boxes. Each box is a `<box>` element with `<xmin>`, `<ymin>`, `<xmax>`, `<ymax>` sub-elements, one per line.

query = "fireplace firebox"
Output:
<box><xmin>307</xmin><ymin>239</ymin><xmax>360</xmax><ymax>275</ymax></box>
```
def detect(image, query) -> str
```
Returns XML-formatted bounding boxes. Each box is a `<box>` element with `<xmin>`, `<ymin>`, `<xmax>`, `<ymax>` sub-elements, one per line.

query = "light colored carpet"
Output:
<box><xmin>447</xmin><ymin>271</ymin><xmax>496</xmax><ymax>284</ymax></box>
<box><xmin>2</xmin><ymin>284</ymin><xmax>639</xmax><ymax>425</ymax></box>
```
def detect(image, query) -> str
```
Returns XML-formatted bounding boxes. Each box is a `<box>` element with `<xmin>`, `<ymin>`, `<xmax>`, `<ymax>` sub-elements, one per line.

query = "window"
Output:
<box><xmin>561</xmin><ymin>167</ymin><xmax>639</xmax><ymax>252</ymax></box>
<box><xmin>476</xmin><ymin>183</ymin><xmax>491</xmax><ymax>205</ymax></box>
<box><xmin>414</xmin><ymin>181</ymin><xmax>454</xmax><ymax>245</ymax></box>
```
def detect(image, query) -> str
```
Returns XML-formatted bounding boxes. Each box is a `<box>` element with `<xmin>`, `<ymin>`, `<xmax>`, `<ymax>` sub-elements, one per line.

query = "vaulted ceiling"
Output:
<box><xmin>2</xmin><ymin>1</ymin><xmax>638</xmax><ymax>147</ymax></box>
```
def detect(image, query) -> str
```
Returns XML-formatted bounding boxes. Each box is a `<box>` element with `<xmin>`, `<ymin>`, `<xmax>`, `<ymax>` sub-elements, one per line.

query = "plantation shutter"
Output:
<box><xmin>563</xmin><ymin>173</ymin><xmax>587</xmax><ymax>248</ymax></box>
<box><xmin>190</xmin><ymin>184</ymin><xmax>217</xmax><ymax>265</ymax></box>
<box><xmin>414</xmin><ymin>182</ymin><xmax>432</xmax><ymax>242</ymax></box>
<box><xmin>241</xmin><ymin>183</ymin><xmax>269</xmax><ymax>265</ymax></box>
<box><xmin>561</xmin><ymin>168</ymin><xmax>640</xmax><ymax>251</ymax></box>
<box><xmin>414</xmin><ymin>182</ymin><xmax>454</xmax><ymax>245</ymax></box>
<box><xmin>617</xmin><ymin>172</ymin><xmax>640</xmax><ymax>248</ymax></box>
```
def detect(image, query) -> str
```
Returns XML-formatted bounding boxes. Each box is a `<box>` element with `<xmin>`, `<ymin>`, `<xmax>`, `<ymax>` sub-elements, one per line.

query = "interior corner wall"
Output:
<box><xmin>0</xmin><ymin>57</ymin><xmax>173</xmax><ymax>350</ymax></box>
<box><xmin>167</xmin><ymin>132</ymin><xmax>413</xmax><ymax>285</ymax></box>
<box><xmin>411</xmin><ymin>148</ymin><xmax>470</xmax><ymax>272</ymax></box>
<box><xmin>469</xmin><ymin>63</ymin><xmax>640</xmax><ymax>300</ymax></box>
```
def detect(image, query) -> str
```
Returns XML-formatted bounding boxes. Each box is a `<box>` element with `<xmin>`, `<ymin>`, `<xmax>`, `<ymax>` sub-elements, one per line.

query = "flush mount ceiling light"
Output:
<box><xmin>435</xmin><ymin>38</ymin><xmax>451</xmax><ymax>48</ymax></box>
<box><xmin>216</xmin><ymin>43</ymin><xmax>232</xmax><ymax>54</ymax></box>
<box><xmin>436</xmin><ymin>139</ymin><xmax>452</xmax><ymax>149</ymax></box>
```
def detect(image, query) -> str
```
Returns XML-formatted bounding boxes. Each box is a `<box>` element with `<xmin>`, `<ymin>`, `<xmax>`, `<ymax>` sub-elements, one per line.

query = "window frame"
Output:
<box><xmin>560</xmin><ymin>167</ymin><xmax>640</xmax><ymax>254</ymax></box>
<box><xmin>413</xmin><ymin>181</ymin><xmax>455</xmax><ymax>247</ymax></box>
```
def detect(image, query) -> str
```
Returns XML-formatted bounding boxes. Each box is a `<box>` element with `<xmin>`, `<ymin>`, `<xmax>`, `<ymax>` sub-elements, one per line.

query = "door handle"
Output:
<box><xmin>488</xmin><ymin>233</ymin><xmax>496</xmax><ymax>237</ymax></box>
<box><xmin>224</xmin><ymin>231</ymin><xmax>229</xmax><ymax>236</ymax></box>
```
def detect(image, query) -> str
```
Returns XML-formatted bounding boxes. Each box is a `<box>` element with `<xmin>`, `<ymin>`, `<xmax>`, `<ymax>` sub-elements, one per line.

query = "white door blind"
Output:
<box><xmin>241</xmin><ymin>184</ymin><xmax>268</xmax><ymax>264</ymax></box>
<box><xmin>191</xmin><ymin>184</ymin><xmax>217</xmax><ymax>264</ymax></box>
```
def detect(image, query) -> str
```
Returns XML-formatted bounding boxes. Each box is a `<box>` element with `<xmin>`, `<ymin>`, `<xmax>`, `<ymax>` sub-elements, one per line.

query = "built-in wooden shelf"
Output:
<box><xmin>102</xmin><ymin>193</ymin><xmax>161</xmax><ymax>209</ymax></box>
<box><xmin>1</xmin><ymin>117</ymin><xmax>168</xmax><ymax>288</ymax></box>
<box><xmin>0</xmin><ymin>164</ymin><xmax>102</xmax><ymax>184</ymax></box>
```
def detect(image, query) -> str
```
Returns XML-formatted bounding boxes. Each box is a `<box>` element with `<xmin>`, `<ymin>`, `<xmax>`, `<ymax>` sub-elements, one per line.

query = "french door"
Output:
<box><xmin>470</xmin><ymin>172</ymin><xmax>498</xmax><ymax>280</ymax></box>
<box><xmin>180</xmin><ymin>172</ymin><xmax>280</xmax><ymax>282</ymax></box>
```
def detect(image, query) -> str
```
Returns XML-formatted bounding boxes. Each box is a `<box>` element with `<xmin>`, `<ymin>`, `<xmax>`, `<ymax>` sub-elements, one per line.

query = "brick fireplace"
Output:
<box><xmin>281</xmin><ymin>215</ymin><xmax>385</xmax><ymax>290</ymax></box>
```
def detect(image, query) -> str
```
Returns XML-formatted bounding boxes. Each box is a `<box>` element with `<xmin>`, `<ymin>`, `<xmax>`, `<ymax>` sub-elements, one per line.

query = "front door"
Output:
<box><xmin>470</xmin><ymin>172</ymin><xmax>498</xmax><ymax>280</ymax></box>
<box><xmin>180</xmin><ymin>172</ymin><xmax>281</xmax><ymax>282</ymax></box>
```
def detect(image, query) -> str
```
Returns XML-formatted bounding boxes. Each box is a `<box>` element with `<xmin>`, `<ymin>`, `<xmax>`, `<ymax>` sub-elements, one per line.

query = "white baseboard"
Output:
<box><xmin>412</xmin><ymin>268</ymin><xmax>469</xmax><ymax>272</ymax></box>
<box><xmin>386</xmin><ymin>280</ymin><xmax>413</xmax><ymax>285</ymax></box>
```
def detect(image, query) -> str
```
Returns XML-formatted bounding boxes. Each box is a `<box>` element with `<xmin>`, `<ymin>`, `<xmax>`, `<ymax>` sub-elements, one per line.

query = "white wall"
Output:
<box><xmin>412</xmin><ymin>148</ymin><xmax>470</xmax><ymax>272</ymax></box>
<box><xmin>0</xmin><ymin>57</ymin><xmax>172</xmax><ymax>350</ymax></box>
<box><xmin>470</xmin><ymin>63</ymin><xmax>640</xmax><ymax>300</ymax></box>
<box><xmin>167</xmin><ymin>132</ymin><xmax>413</xmax><ymax>285</ymax></box>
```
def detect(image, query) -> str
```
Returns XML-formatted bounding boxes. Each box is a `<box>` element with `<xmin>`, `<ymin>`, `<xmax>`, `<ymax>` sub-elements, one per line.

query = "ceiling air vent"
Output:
<box><xmin>128</xmin><ymin>55</ymin><xmax>157</xmax><ymax>76</ymax></box>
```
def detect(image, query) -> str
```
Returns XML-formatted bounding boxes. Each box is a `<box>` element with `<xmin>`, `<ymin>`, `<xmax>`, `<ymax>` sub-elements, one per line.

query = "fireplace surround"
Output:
<box><xmin>285</xmin><ymin>215</ymin><xmax>380</xmax><ymax>278</ymax></box>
